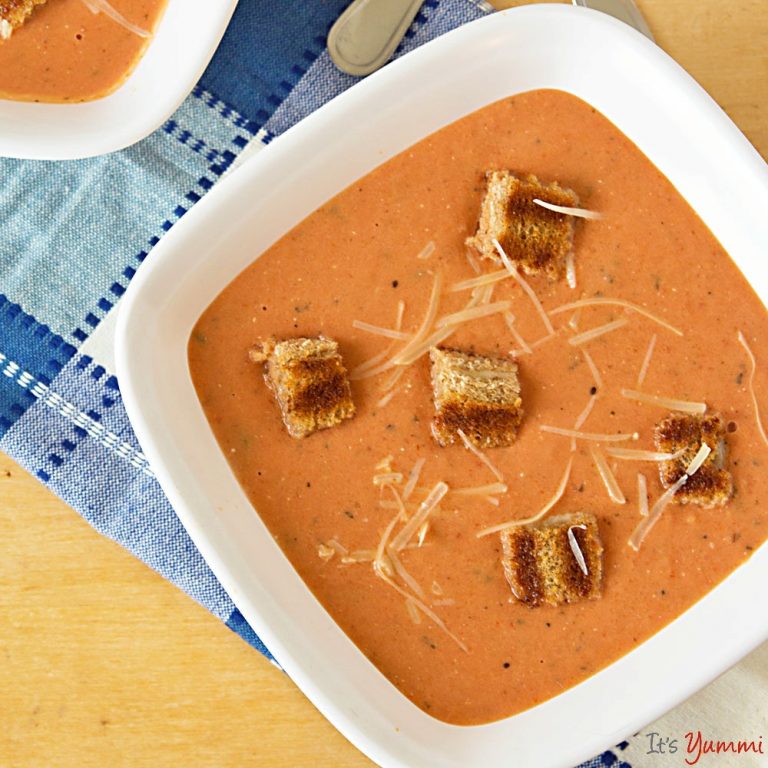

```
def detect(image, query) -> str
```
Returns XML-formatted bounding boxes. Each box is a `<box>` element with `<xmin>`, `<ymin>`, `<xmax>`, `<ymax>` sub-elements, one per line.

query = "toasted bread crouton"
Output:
<box><xmin>429</xmin><ymin>347</ymin><xmax>523</xmax><ymax>449</ymax></box>
<box><xmin>466</xmin><ymin>171</ymin><xmax>579</xmax><ymax>280</ymax></box>
<box><xmin>0</xmin><ymin>0</ymin><xmax>47</xmax><ymax>38</ymax></box>
<box><xmin>250</xmin><ymin>336</ymin><xmax>355</xmax><ymax>439</ymax></box>
<box><xmin>654</xmin><ymin>412</ymin><xmax>733</xmax><ymax>508</ymax></box>
<box><xmin>500</xmin><ymin>512</ymin><xmax>603</xmax><ymax>607</ymax></box>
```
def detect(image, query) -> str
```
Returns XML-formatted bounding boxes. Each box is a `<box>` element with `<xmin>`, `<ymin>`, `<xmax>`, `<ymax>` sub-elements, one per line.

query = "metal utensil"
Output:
<box><xmin>328</xmin><ymin>0</ymin><xmax>425</xmax><ymax>77</ymax></box>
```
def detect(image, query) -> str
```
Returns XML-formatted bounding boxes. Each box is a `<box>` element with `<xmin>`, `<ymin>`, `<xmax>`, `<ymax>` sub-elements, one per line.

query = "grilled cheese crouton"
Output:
<box><xmin>654</xmin><ymin>412</ymin><xmax>733</xmax><ymax>508</ymax></box>
<box><xmin>500</xmin><ymin>512</ymin><xmax>603</xmax><ymax>607</ymax></box>
<box><xmin>0</xmin><ymin>0</ymin><xmax>47</xmax><ymax>38</ymax></box>
<box><xmin>466</xmin><ymin>171</ymin><xmax>579</xmax><ymax>280</ymax></box>
<box><xmin>429</xmin><ymin>347</ymin><xmax>523</xmax><ymax>449</ymax></box>
<box><xmin>250</xmin><ymin>336</ymin><xmax>355</xmax><ymax>439</ymax></box>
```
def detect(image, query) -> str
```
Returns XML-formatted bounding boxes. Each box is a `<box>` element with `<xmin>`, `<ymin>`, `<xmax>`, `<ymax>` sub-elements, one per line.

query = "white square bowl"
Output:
<box><xmin>115</xmin><ymin>6</ymin><xmax>768</xmax><ymax>768</ymax></box>
<box><xmin>0</xmin><ymin>0</ymin><xmax>238</xmax><ymax>160</ymax></box>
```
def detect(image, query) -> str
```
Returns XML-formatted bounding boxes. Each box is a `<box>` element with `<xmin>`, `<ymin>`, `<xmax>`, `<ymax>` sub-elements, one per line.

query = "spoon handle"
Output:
<box><xmin>328</xmin><ymin>0</ymin><xmax>425</xmax><ymax>77</ymax></box>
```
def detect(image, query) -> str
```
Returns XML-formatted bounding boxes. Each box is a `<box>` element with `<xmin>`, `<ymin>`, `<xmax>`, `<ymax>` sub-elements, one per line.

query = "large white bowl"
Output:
<box><xmin>115</xmin><ymin>6</ymin><xmax>768</xmax><ymax>768</ymax></box>
<box><xmin>0</xmin><ymin>0</ymin><xmax>238</xmax><ymax>160</ymax></box>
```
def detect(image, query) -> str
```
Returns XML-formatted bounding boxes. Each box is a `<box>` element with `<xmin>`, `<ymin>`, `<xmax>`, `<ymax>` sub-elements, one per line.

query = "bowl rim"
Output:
<box><xmin>0</xmin><ymin>0</ymin><xmax>239</xmax><ymax>160</ymax></box>
<box><xmin>116</xmin><ymin>6</ymin><xmax>768</xmax><ymax>768</ymax></box>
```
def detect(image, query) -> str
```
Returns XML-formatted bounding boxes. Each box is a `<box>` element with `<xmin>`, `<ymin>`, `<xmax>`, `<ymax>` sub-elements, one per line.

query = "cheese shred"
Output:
<box><xmin>591</xmin><ymin>447</ymin><xmax>626</xmax><ymax>504</ymax></box>
<box><xmin>457</xmin><ymin>428</ymin><xmax>504</xmax><ymax>482</ymax></box>
<box><xmin>621</xmin><ymin>388</ymin><xmax>706</xmax><ymax>415</ymax></box>
<box><xmin>476</xmin><ymin>456</ymin><xmax>573</xmax><ymax>537</ymax></box>
<box><xmin>450</xmin><ymin>269</ymin><xmax>510</xmax><ymax>293</ymax></box>
<box><xmin>390</xmin><ymin>481</ymin><xmax>448</xmax><ymax>552</ymax></box>
<box><xmin>638</xmin><ymin>473</ymin><xmax>649</xmax><ymax>517</ymax></box>
<box><xmin>628</xmin><ymin>475</ymin><xmax>687</xmax><ymax>551</ymax></box>
<box><xmin>549</xmin><ymin>298</ymin><xmax>683</xmax><ymax>336</ymax></box>
<box><xmin>606</xmin><ymin>447</ymin><xmax>685</xmax><ymax>462</ymax></box>
<box><xmin>568</xmin><ymin>317</ymin><xmax>629</xmax><ymax>346</ymax></box>
<box><xmin>493</xmin><ymin>239</ymin><xmax>555</xmax><ymax>336</ymax></box>
<box><xmin>581</xmin><ymin>348</ymin><xmax>604</xmax><ymax>390</ymax></box>
<box><xmin>636</xmin><ymin>334</ymin><xmax>658</xmax><ymax>387</ymax></box>
<box><xmin>532</xmin><ymin>198</ymin><xmax>603</xmax><ymax>220</ymax></box>
<box><xmin>436</xmin><ymin>300</ymin><xmax>511</xmax><ymax>328</ymax></box>
<box><xmin>567</xmin><ymin>525</ymin><xmax>589</xmax><ymax>575</ymax></box>
<box><xmin>540</xmin><ymin>425</ymin><xmax>639</xmax><ymax>442</ymax></box>
<box><xmin>737</xmin><ymin>330</ymin><xmax>768</xmax><ymax>448</ymax></box>
<box><xmin>503</xmin><ymin>312</ymin><xmax>533</xmax><ymax>355</ymax></box>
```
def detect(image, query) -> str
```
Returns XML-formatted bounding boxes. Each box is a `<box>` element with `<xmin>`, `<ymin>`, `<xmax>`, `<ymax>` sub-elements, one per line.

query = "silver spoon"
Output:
<box><xmin>328</xmin><ymin>0</ymin><xmax>425</xmax><ymax>77</ymax></box>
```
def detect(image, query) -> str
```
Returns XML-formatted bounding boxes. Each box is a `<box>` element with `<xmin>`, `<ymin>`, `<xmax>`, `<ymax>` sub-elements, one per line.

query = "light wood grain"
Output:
<box><xmin>1</xmin><ymin>2</ymin><xmax>765</xmax><ymax>766</ymax></box>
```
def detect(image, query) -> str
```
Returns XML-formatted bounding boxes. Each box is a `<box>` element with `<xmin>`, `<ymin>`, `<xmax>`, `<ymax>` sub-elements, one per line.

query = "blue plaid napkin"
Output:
<box><xmin>0</xmin><ymin>2</ymin><xmax>632</xmax><ymax>765</ymax></box>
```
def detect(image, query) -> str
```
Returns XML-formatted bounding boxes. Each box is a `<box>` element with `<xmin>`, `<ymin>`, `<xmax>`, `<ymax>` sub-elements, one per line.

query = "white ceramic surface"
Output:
<box><xmin>115</xmin><ymin>6</ymin><xmax>768</xmax><ymax>768</ymax></box>
<box><xmin>0</xmin><ymin>0</ymin><xmax>238</xmax><ymax>160</ymax></box>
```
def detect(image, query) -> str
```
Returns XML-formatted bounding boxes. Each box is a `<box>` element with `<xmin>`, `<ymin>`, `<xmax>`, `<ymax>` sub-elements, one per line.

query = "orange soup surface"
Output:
<box><xmin>188</xmin><ymin>90</ymin><xmax>768</xmax><ymax>725</ymax></box>
<box><xmin>0</xmin><ymin>0</ymin><xmax>167</xmax><ymax>102</ymax></box>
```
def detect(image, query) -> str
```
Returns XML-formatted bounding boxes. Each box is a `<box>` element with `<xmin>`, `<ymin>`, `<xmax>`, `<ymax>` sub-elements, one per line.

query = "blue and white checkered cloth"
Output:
<box><xmin>0</xmin><ymin>2</ymin><xmax>632</xmax><ymax>765</ymax></box>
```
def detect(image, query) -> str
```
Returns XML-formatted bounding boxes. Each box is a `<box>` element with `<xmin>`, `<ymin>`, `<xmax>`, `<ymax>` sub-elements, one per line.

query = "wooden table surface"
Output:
<box><xmin>2</xmin><ymin>2</ymin><xmax>766</xmax><ymax>766</ymax></box>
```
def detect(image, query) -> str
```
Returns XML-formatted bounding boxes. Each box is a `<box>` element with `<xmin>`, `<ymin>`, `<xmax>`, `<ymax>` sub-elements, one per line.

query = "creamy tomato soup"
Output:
<box><xmin>0</xmin><ymin>0</ymin><xmax>167</xmax><ymax>102</ymax></box>
<box><xmin>188</xmin><ymin>90</ymin><xmax>768</xmax><ymax>725</ymax></box>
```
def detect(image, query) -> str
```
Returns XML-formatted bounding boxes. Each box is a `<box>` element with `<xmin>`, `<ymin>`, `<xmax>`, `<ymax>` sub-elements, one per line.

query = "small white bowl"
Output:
<box><xmin>0</xmin><ymin>0</ymin><xmax>238</xmax><ymax>160</ymax></box>
<box><xmin>116</xmin><ymin>6</ymin><xmax>768</xmax><ymax>768</ymax></box>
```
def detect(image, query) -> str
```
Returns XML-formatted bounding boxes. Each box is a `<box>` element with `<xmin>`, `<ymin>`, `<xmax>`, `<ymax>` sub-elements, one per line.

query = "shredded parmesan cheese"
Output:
<box><xmin>381</xmin><ymin>365</ymin><xmax>406</xmax><ymax>393</ymax></box>
<box><xmin>540</xmin><ymin>425</ymin><xmax>639</xmax><ymax>442</ymax></box>
<box><xmin>417</xmin><ymin>521</ymin><xmax>429</xmax><ymax>547</ymax></box>
<box><xmin>568</xmin><ymin>317</ymin><xmax>629</xmax><ymax>346</ymax></box>
<box><xmin>581</xmin><ymin>348</ymin><xmax>604</xmax><ymax>390</ymax></box>
<box><xmin>436</xmin><ymin>300</ymin><xmax>511</xmax><ymax>328</ymax></box>
<box><xmin>571</xmin><ymin>394</ymin><xmax>597</xmax><ymax>451</ymax></box>
<box><xmin>628</xmin><ymin>474</ymin><xmax>688</xmax><ymax>550</ymax></box>
<box><xmin>485</xmin><ymin>496</ymin><xmax>500</xmax><ymax>506</ymax></box>
<box><xmin>373</xmin><ymin>566</ymin><xmax>468</xmax><ymax>652</ymax></box>
<box><xmin>567</xmin><ymin>525</ymin><xmax>589</xmax><ymax>574</ymax></box>
<box><xmin>737</xmin><ymin>330</ymin><xmax>768</xmax><ymax>448</ymax></box>
<box><xmin>591</xmin><ymin>447</ymin><xmax>626</xmax><ymax>504</ymax></box>
<box><xmin>686</xmin><ymin>443</ymin><xmax>711</xmax><ymax>475</ymax></box>
<box><xmin>606</xmin><ymin>447</ymin><xmax>685</xmax><ymax>462</ymax></box>
<box><xmin>341</xmin><ymin>550</ymin><xmax>375</xmax><ymax>564</ymax></box>
<box><xmin>81</xmin><ymin>0</ymin><xmax>151</xmax><ymax>36</ymax></box>
<box><xmin>375</xmin><ymin>454</ymin><xmax>394</xmax><ymax>472</ymax></box>
<box><xmin>326</xmin><ymin>539</ymin><xmax>348</xmax><ymax>556</ymax></box>
<box><xmin>532</xmin><ymin>198</ymin><xmax>602</xmax><ymax>220</ymax></box>
<box><xmin>621</xmin><ymin>388</ymin><xmax>706</xmax><ymax>415</ymax></box>
<box><xmin>493</xmin><ymin>239</ymin><xmax>555</xmax><ymax>335</ymax></box>
<box><xmin>457</xmin><ymin>428</ymin><xmax>504</xmax><ymax>482</ymax></box>
<box><xmin>392</xmin><ymin>272</ymin><xmax>443</xmax><ymax>365</ymax></box>
<box><xmin>402</xmin><ymin>458</ymin><xmax>426</xmax><ymax>501</ymax></box>
<box><xmin>317</xmin><ymin>543</ymin><xmax>335</xmax><ymax>561</ymax></box>
<box><xmin>396</xmin><ymin>326</ymin><xmax>457</xmax><ymax>366</ymax></box>
<box><xmin>350</xmin><ymin>301</ymin><xmax>405</xmax><ymax>378</ymax></box>
<box><xmin>375</xmin><ymin>512</ymin><xmax>401</xmax><ymax>571</ymax></box>
<box><xmin>390</xmin><ymin>481</ymin><xmax>448</xmax><ymax>552</ymax></box>
<box><xmin>417</xmin><ymin>241</ymin><xmax>436</xmax><ymax>260</ymax></box>
<box><xmin>0</xmin><ymin>19</ymin><xmax>11</xmax><ymax>39</ymax></box>
<box><xmin>406</xmin><ymin>598</ymin><xmax>422</xmax><ymax>624</ymax></box>
<box><xmin>387</xmin><ymin>547</ymin><xmax>426</xmax><ymax>598</ymax></box>
<box><xmin>450</xmin><ymin>269</ymin><xmax>510</xmax><ymax>293</ymax></box>
<box><xmin>373</xmin><ymin>472</ymin><xmax>403</xmax><ymax>486</ymax></box>
<box><xmin>476</xmin><ymin>456</ymin><xmax>573</xmax><ymax>537</ymax></box>
<box><xmin>638</xmin><ymin>473</ymin><xmax>649</xmax><ymax>517</ymax></box>
<box><xmin>465</xmin><ymin>249</ymin><xmax>481</xmax><ymax>274</ymax></box>
<box><xmin>431</xmin><ymin>581</ymin><xmax>444</xmax><ymax>596</ymax></box>
<box><xmin>636</xmin><ymin>334</ymin><xmax>658</xmax><ymax>388</ymax></box>
<box><xmin>352</xmin><ymin>319</ymin><xmax>411</xmax><ymax>341</ymax></box>
<box><xmin>566</xmin><ymin>252</ymin><xmax>577</xmax><ymax>289</ymax></box>
<box><xmin>549</xmin><ymin>298</ymin><xmax>683</xmax><ymax>336</ymax></box>
<box><xmin>503</xmin><ymin>312</ymin><xmax>533</xmax><ymax>355</ymax></box>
